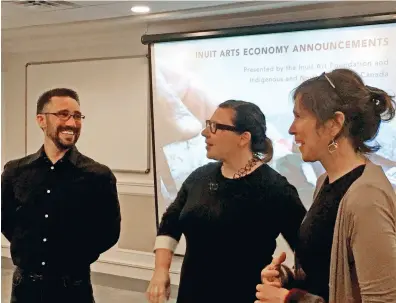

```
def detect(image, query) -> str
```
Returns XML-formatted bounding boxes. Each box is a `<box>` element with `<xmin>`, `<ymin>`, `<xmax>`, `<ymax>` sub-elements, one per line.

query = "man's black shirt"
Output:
<box><xmin>1</xmin><ymin>146</ymin><xmax>121</xmax><ymax>274</ymax></box>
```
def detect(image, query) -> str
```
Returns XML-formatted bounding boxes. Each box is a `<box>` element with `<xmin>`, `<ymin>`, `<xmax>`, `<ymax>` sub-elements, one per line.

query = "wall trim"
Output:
<box><xmin>117</xmin><ymin>191</ymin><xmax>154</xmax><ymax>197</ymax></box>
<box><xmin>1</xmin><ymin>243</ymin><xmax>182</xmax><ymax>286</ymax></box>
<box><xmin>117</xmin><ymin>181</ymin><xmax>154</xmax><ymax>188</ymax></box>
<box><xmin>117</xmin><ymin>181</ymin><xmax>154</xmax><ymax>196</ymax></box>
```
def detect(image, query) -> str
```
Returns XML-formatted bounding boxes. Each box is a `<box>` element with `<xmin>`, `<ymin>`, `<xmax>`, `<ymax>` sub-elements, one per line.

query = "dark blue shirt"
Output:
<box><xmin>1</xmin><ymin>146</ymin><xmax>121</xmax><ymax>274</ymax></box>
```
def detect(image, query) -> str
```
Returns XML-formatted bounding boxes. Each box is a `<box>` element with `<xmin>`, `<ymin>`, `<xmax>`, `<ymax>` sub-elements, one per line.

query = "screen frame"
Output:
<box><xmin>142</xmin><ymin>12</ymin><xmax>396</xmax><ymax>44</ymax></box>
<box><xmin>144</xmin><ymin>12</ymin><xmax>396</xmax><ymax>249</ymax></box>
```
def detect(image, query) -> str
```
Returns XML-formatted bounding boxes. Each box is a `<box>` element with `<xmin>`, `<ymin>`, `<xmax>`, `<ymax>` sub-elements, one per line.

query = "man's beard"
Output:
<box><xmin>48</xmin><ymin>126</ymin><xmax>80</xmax><ymax>151</ymax></box>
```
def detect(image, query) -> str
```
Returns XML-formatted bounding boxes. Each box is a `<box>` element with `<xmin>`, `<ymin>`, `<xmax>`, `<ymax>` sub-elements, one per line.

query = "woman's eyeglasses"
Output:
<box><xmin>205</xmin><ymin>120</ymin><xmax>239</xmax><ymax>134</ymax></box>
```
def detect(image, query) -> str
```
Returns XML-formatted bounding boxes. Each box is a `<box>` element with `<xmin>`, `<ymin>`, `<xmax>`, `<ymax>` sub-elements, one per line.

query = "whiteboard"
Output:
<box><xmin>26</xmin><ymin>56</ymin><xmax>150</xmax><ymax>173</ymax></box>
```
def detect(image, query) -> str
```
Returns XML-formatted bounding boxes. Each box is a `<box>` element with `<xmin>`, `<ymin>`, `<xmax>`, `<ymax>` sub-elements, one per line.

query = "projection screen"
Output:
<box><xmin>144</xmin><ymin>14</ymin><xmax>396</xmax><ymax>256</ymax></box>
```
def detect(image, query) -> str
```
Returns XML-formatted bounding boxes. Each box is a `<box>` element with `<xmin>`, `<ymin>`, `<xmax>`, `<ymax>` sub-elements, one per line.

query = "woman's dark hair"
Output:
<box><xmin>218</xmin><ymin>99</ymin><xmax>273</xmax><ymax>163</ymax></box>
<box><xmin>293</xmin><ymin>68</ymin><xmax>396</xmax><ymax>153</ymax></box>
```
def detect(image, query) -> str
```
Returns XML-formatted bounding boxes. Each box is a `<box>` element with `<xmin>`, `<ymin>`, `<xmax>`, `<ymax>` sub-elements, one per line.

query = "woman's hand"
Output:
<box><xmin>146</xmin><ymin>268</ymin><xmax>171</xmax><ymax>303</ymax></box>
<box><xmin>255</xmin><ymin>284</ymin><xmax>289</xmax><ymax>303</ymax></box>
<box><xmin>261</xmin><ymin>252</ymin><xmax>287</xmax><ymax>288</ymax></box>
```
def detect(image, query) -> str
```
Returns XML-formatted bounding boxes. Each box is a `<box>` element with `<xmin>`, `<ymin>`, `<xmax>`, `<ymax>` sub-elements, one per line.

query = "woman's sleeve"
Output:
<box><xmin>154</xmin><ymin>180</ymin><xmax>189</xmax><ymax>252</ymax></box>
<box><xmin>278</xmin><ymin>178</ymin><xmax>307</xmax><ymax>251</ymax></box>
<box><xmin>348</xmin><ymin>185</ymin><xmax>396</xmax><ymax>303</ymax></box>
<box><xmin>281</xmin><ymin>175</ymin><xmax>325</xmax><ymax>292</ymax></box>
<box><xmin>284</xmin><ymin>289</ymin><xmax>326</xmax><ymax>303</ymax></box>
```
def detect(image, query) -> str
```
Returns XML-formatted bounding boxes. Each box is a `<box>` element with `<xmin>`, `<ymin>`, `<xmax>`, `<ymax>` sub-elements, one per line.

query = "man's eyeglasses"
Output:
<box><xmin>205</xmin><ymin>120</ymin><xmax>239</xmax><ymax>134</ymax></box>
<box><xmin>41</xmin><ymin>111</ymin><xmax>85</xmax><ymax>121</ymax></box>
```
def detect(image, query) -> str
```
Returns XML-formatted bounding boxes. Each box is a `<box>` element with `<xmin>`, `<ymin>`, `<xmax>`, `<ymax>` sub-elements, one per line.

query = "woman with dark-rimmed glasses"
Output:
<box><xmin>146</xmin><ymin>100</ymin><xmax>306</xmax><ymax>303</ymax></box>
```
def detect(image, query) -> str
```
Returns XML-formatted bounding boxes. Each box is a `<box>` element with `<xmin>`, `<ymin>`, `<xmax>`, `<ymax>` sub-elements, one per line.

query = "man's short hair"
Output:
<box><xmin>36</xmin><ymin>88</ymin><xmax>80</xmax><ymax>114</ymax></box>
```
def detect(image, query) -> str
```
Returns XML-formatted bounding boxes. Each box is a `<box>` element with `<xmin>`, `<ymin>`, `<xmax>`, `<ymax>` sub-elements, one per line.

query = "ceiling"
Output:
<box><xmin>1</xmin><ymin>1</ymin><xmax>320</xmax><ymax>30</ymax></box>
<box><xmin>0</xmin><ymin>0</ymin><xmax>259</xmax><ymax>29</ymax></box>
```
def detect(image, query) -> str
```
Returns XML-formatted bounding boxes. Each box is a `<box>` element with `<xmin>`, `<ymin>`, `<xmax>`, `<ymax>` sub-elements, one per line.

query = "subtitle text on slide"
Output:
<box><xmin>244</xmin><ymin>59</ymin><xmax>389</xmax><ymax>84</ymax></box>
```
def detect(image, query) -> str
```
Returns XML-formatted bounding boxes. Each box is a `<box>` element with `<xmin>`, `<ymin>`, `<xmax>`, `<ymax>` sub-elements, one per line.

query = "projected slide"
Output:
<box><xmin>150</xmin><ymin>22</ymin><xmax>396</xmax><ymax>254</ymax></box>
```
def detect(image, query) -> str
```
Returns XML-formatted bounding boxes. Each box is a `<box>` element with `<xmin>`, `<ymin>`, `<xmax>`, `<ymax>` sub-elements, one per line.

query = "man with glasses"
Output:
<box><xmin>1</xmin><ymin>88</ymin><xmax>121</xmax><ymax>303</ymax></box>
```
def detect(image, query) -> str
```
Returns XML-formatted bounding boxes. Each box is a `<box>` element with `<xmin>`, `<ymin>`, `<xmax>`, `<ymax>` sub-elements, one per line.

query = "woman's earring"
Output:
<box><xmin>328</xmin><ymin>139</ymin><xmax>338</xmax><ymax>153</ymax></box>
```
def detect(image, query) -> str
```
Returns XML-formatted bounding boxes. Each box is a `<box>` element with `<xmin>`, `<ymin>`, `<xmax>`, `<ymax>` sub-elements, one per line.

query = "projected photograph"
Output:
<box><xmin>150</xmin><ymin>22</ymin><xmax>396</xmax><ymax>234</ymax></box>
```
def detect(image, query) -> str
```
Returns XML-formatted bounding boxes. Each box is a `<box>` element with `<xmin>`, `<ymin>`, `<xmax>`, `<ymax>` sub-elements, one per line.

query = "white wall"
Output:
<box><xmin>2</xmin><ymin>1</ymin><xmax>395</xmax><ymax>283</ymax></box>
